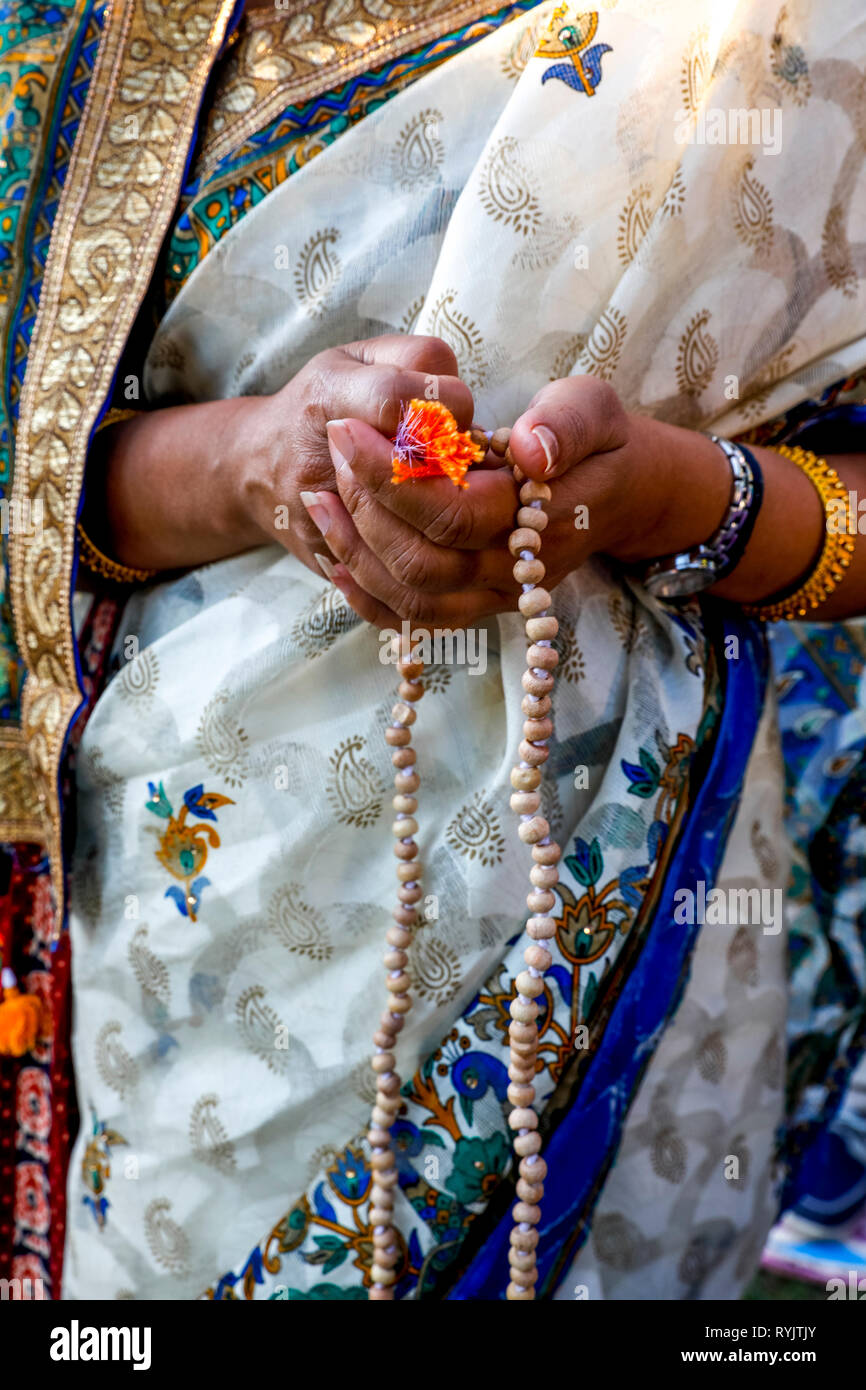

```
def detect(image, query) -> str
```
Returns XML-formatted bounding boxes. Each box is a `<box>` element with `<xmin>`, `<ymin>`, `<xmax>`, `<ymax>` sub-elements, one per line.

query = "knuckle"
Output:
<box><xmin>426</xmin><ymin>501</ymin><xmax>473</xmax><ymax>550</ymax></box>
<box><xmin>408</xmin><ymin>335</ymin><xmax>458</xmax><ymax>375</ymax></box>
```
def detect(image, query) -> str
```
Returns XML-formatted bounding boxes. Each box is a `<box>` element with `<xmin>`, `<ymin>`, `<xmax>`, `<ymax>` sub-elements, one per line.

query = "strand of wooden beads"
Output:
<box><xmin>504</xmin><ymin>442</ymin><xmax>560</xmax><ymax>1301</ymax></box>
<box><xmin>369</xmin><ymin>639</ymin><xmax>426</xmax><ymax>1299</ymax></box>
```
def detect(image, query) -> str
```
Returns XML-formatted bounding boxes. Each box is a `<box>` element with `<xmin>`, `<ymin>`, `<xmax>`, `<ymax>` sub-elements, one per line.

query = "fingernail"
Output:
<box><xmin>532</xmin><ymin>424</ymin><xmax>559</xmax><ymax>476</ymax></box>
<box><xmin>314</xmin><ymin>552</ymin><xmax>335</xmax><ymax>581</ymax></box>
<box><xmin>299</xmin><ymin>489</ymin><xmax>331</xmax><ymax>536</ymax></box>
<box><xmin>326</xmin><ymin>418</ymin><xmax>355</xmax><ymax>473</ymax></box>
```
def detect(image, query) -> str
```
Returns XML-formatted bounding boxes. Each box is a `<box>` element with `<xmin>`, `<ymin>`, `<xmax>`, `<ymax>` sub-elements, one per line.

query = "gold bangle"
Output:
<box><xmin>76</xmin><ymin>522</ymin><xmax>158</xmax><ymax>585</ymax></box>
<box><xmin>741</xmin><ymin>445</ymin><xmax>855</xmax><ymax>622</ymax></box>
<box><xmin>78</xmin><ymin>407</ymin><xmax>157</xmax><ymax>583</ymax></box>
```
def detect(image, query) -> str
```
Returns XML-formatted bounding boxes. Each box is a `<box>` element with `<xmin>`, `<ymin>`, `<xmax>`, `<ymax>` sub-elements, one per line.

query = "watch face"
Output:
<box><xmin>644</xmin><ymin>564</ymin><xmax>717</xmax><ymax>599</ymax></box>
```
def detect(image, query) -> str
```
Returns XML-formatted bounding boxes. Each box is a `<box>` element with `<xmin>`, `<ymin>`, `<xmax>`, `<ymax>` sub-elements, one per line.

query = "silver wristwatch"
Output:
<box><xmin>641</xmin><ymin>436</ymin><xmax>757</xmax><ymax>599</ymax></box>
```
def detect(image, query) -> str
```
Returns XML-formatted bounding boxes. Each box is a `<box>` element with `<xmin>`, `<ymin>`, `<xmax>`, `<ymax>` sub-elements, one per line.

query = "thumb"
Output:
<box><xmin>507</xmin><ymin>377</ymin><xmax>625</xmax><ymax>482</ymax></box>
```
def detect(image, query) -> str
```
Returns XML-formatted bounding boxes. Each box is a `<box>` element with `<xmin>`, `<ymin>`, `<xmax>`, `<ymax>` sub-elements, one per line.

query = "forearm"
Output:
<box><xmin>616</xmin><ymin>419</ymin><xmax>866</xmax><ymax>621</ymax></box>
<box><xmin>81</xmin><ymin>398</ymin><xmax>264</xmax><ymax>572</ymax></box>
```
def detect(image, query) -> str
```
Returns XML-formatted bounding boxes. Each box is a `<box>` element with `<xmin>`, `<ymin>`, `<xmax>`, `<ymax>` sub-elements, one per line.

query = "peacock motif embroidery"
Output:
<box><xmin>145</xmin><ymin>781</ymin><xmax>234</xmax><ymax>922</ymax></box>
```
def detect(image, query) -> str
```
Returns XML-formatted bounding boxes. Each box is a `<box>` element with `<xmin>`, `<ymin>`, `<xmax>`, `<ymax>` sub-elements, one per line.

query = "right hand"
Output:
<box><xmin>237</xmin><ymin>334</ymin><xmax>474</xmax><ymax>575</ymax></box>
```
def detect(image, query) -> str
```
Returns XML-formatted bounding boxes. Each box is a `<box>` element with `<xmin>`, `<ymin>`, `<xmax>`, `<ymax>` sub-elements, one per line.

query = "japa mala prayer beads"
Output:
<box><xmin>367</xmin><ymin>400</ymin><xmax>560</xmax><ymax>1300</ymax></box>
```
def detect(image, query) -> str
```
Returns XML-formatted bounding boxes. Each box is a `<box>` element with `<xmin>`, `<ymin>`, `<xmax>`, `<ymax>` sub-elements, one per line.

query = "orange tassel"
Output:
<box><xmin>0</xmin><ymin>986</ymin><xmax>44</xmax><ymax>1057</ymax></box>
<box><xmin>390</xmin><ymin>398</ymin><xmax>485</xmax><ymax>489</ymax></box>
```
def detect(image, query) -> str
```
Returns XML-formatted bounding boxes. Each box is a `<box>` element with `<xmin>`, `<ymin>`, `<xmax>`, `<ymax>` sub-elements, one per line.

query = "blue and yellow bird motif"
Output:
<box><xmin>536</xmin><ymin>7</ymin><xmax>612</xmax><ymax>96</ymax></box>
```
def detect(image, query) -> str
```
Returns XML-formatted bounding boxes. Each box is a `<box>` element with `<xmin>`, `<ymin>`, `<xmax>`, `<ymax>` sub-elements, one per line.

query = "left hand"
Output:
<box><xmin>302</xmin><ymin>376</ymin><xmax>727</xmax><ymax>628</ymax></box>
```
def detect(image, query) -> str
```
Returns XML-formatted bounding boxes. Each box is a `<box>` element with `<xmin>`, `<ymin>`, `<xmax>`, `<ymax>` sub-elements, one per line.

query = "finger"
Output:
<box><xmin>328</xmin><ymin>561</ymin><xmax>402</xmax><ymax>631</ymax></box>
<box><xmin>340</xmin><ymin>333</ymin><xmax>460</xmax><ymax>379</ymax></box>
<box><xmin>319</xmin><ymin>358</ymin><xmax>474</xmax><ymax>436</ymax></box>
<box><xmin>327</xmin><ymin>418</ymin><xmax>519</xmax><ymax>551</ymax></box>
<box><xmin>507</xmin><ymin>376</ymin><xmax>627</xmax><ymax>482</ymax></box>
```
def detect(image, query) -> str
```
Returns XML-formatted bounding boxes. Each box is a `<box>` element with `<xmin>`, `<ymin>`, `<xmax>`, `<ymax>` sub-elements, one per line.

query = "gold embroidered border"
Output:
<box><xmin>0</xmin><ymin>728</ymin><xmax>44</xmax><ymax>843</ymax></box>
<box><xmin>199</xmin><ymin>0</ymin><xmax>512</xmax><ymax>174</ymax></box>
<box><xmin>9</xmin><ymin>0</ymin><xmax>238</xmax><ymax>930</ymax></box>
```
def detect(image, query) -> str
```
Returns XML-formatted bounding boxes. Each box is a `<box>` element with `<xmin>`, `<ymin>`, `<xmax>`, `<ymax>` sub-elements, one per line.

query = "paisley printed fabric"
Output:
<box><xmin>61</xmin><ymin>0</ymin><xmax>864</xmax><ymax>1298</ymax></box>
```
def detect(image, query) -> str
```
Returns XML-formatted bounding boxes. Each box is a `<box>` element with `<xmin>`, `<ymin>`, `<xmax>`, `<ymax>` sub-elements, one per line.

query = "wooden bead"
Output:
<box><xmin>391</xmin><ymin>747</ymin><xmax>416</xmax><ymax>769</ymax></box>
<box><xmin>372</xmin><ymin>1227</ymin><xmax>396</xmax><ymax>1247</ymax></box>
<box><xmin>371</xmin><ymin>1107</ymin><xmax>394</xmax><ymax>1129</ymax></box>
<box><xmin>396</xmin><ymin>655</ymin><xmax>424</xmax><ymax>678</ymax></box>
<box><xmin>525</xmin><ymin>614</ymin><xmax>558</xmax><ymax>641</ymax></box>
<box><xmin>517</xmin><ymin>505</ymin><xmax>548</xmax><ymax>533</ymax></box>
<box><xmin>530</xmin><ymin>865</ymin><xmax>558</xmax><ymax>889</ymax></box>
<box><xmin>527</xmin><ymin>643</ymin><xmax>558</xmax><ymax>671</ymax></box>
<box><xmin>508</xmin><ymin>1108</ymin><xmax>538</xmax><ymax>1131</ymax></box>
<box><xmin>375</xmin><ymin>1090</ymin><xmax>401</xmax><ymax>1113</ymax></box>
<box><xmin>523</xmin><ymin>717</ymin><xmax>553</xmax><ymax>743</ymax></box>
<box><xmin>385</xmin><ymin>725</ymin><xmax>411</xmax><ymax>747</ymax></box>
<box><xmin>513</xmin><ymin>557</ymin><xmax>546</xmax><ymax>586</ymax></box>
<box><xmin>520</xmin><ymin>1156</ymin><xmax>547</xmax><ymax>1182</ymax></box>
<box><xmin>508</xmin><ymin>528</ymin><xmax>542</xmax><ymax>558</ymax></box>
<box><xmin>510</xmin><ymin>1226</ymin><xmax>539</xmax><ymax>1251</ymax></box>
<box><xmin>380</xmin><ymin>1010</ymin><xmax>405</xmax><ymax>1033</ymax></box>
<box><xmin>531</xmin><ymin>841</ymin><xmax>561</xmax><ymax>865</ymax></box>
<box><xmin>370</xmin><ymin>1148</ymin><xmax>395</xmax><ymax>1171</ymax></box>
<box><xmin>371</xmin><ymin>1264</ymin><xmax>396</xmax><ymax>1286</ymax></box>
<box><xmin>510</xmin><ymin>765</ymin><xmax>541</xmax><ymax>792</ymax></box>
<box><xmin>374</xmin><ymin>1245</ymin><xmax>401</xmax><ymax>1268</ymax></box>
<box><xmin>524</xmin><ymin>944</ymin><xmax>552</xmax><ymax>971</ymax></box>
<box><xmin>370</xmin><ymin>1208</ymin><xmax>395</xmax><ymax>1227</ymax></box>
<box><xmin>393</xmin><ymin>847</ymin><xmax>418</xmax><ymax>868</ymax></box>
<box><xmin>394</xmin><ymin>771</ymin><xmax>420</xmax><ymax>794</ymax></box>
<box><xmin>398</xmin><ymin>884</ymin><xmax>423</xmax><ymax>904</ymax></box>
<box><xmin>391</xmin><ymin>701</ymin><xmax>416</xmax><ymax>726</ymax></box>
<box><xmin>518</xmin><ymin>587</ymin><xmax>552</xmax><ymax>619</ymax></box>
<box><xmin>521</xmin><ymin>693</ymin><xmax>551</xmax><ymax>719</ymax></box>
<box><xmin>527</xmin><ymin>889</ymin><xmax>556</xmax><ymax>914</ymax></box>
<box><xmin>514</xmin><ymin>1132</ymin><xmax>542</xmax><ymax>1157</ymax></box>
<box><xmin>506</xmin><ymin>1282</ymin><xmax>534</xmax><ymax>1300</ymax></box>
<box><xmin>512</xmin><ymin>1201</ymin><xmax>542</xmax><ymax>1224</ymax></box>
<box><xmin>392</xmin><ymin>907</ymin><xmax>417</xmax><ymax>927</ymax></box>
<box><xmin>510</xmin><ymin>1266</ymin><xmax>539</xmax><ymax>1287</ymax></box>
<box><xmin>509</xmin><ymin>1041</ymin><xmax>537</xmax><ymax>1060</ymax></box>
<box><xmin>520</xmin><ymin>480</ymin><xmax>552</xmax><ymax>504</ymax></box>
<box><xmin>509</xmin><ymin>1021</ymin><xmax>537</xmax><ymax>1043</ymax></box>
<box><xmin>387</xmin><ymin>972</ymin><xmax>411</xmax><ymax>995</ymax></box>
<box><xmin>507</xmin><ymin>1083</ymin><xmax>535</xmax><ymax>1107</ymax></box>
<box><xmin>398</xmin><ymin>679</ymin><xmax>424</xmax><ymax>702</ymax></box>
<box><xmin>368</xmin><ymin>1285</ymin><xmax>393</xmax><ymax>1300</ymax></box>
<box><xmin>490</xmin><ymin>427</ymin><xmax>511</xmax><ymax>456</ymax></box>
<box><xmin>372</xmin><ymin>1168</ymin><xmax>399</xmax><ymax>1189</ymax></box>
<box><xmin>396</xmin><ymin>861</ymin><xmax>422</xmax><ymax>882</ymax></box>
<box><xmin>392</xmin><ymin>816</ymin><xmax>418</xmax><ymax>839</ymax></box>
<box><xmin>372</xmin><ymin>1031</ymin><xmax>395</xmax><ymax>1050</ymax></box>
<box><xmin>510</xmin><ymin>791</ymin><xmax>540</xmax><ymax>815</ymax></box>
<box><xmin>509</xmin><ymin>1246</ymin><xmax>538</xmax><ymax>1270</ymax></box>
<box><xmin>509</xmin><ymin>999</ymin><xmax>538</xmax><ymax>1023</ymax></box>
<box><xmin>515</xmin><ymin>970</ymin><xmax>544</xmax><ymax>998</ymax></box>
<box><xmin>516</xmin><ymin>1180</ymin><xmax>544</xmax><ymax>1204</ymax></box>
<box><xmin>517</xmin><ymin>816</ymin><xmax>550</xmax><ymax>844</ymax></box>
<box><xmin>469</xmin><ymin>426</ymin><xmax>490</xmax><ymax>452</ymax></box>
<box><xmin>518</xmin><ymin>738</ymin><xmax>549</xmax><ymax>766</ymax></box>
<box><xmin>386</xmin><ymin>926</ymin><xmax>412</xmax><ymax>948</ymax></box>
<box><xmin>372</xmin><ymin>1052</ymin><xmax>395</xmax><ymax>1073</ymax></box>
<box><xmin>521</xmin><ymin>670</ymin><xmax>554</xmax><ymax>697</ymax></box>
<box><xmin>387</xmin><ymin>993</ymin><xmax>412</xmax><ymax>1014</ymax></box>
<box><xmin>393</xmin><ymin>794</ymin><xmax>417</xmax><ymax>814</ymax></box>
<box><xmin>508</xmin><ymin>1064</ymin><xmax>535</xmax><ymax>1084</ymax></box>
<box><xmin>377</xmin><ymin>1073</ymin><xmax>401</xmax><ymax>1096</ymax></box>
<box><xmin>526</xmin><ymin>915</ymin><xmax>557</xmax><ymax>940</ymax></box>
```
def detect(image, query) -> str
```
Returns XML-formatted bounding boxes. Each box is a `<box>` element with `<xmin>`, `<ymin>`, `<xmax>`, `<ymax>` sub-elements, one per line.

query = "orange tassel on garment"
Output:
<box><xmin>0</xmin><ymin>968</ymin><xmax>44</xmax><ymax>1057</ymax></box>
<box><xmin>390</xmin><ymin>398</ymin><xmax>485</xmax><ymax>488</ymax></box>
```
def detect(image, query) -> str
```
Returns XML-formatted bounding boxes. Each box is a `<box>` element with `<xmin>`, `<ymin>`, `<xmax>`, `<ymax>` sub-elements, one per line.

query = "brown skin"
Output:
<box><xmin>85</xmin><ymin>334</ymin><xmax>866</xmax><ymax>626</ymax></box>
